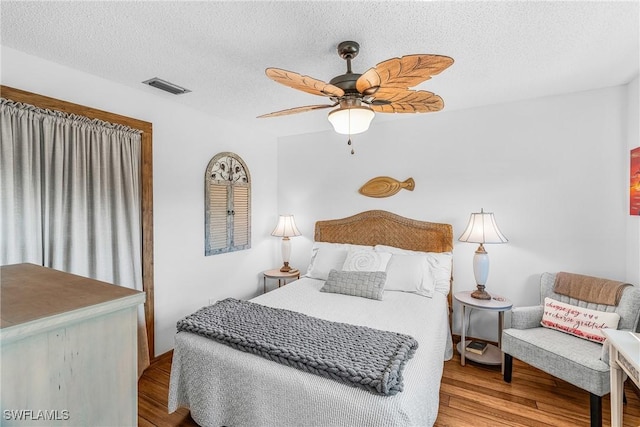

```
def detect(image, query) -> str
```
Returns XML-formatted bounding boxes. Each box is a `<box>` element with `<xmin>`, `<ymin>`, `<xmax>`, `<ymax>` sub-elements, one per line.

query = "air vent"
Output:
<box><xmin>142</xmin><ymin>77</ymin><xmax>191</xmax><ymax>95</ymax></box>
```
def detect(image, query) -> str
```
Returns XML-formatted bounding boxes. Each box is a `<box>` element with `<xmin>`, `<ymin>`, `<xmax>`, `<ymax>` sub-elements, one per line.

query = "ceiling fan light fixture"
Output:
<box><xmin>327</xmin><ymin>106</ymin><xmax>375</xmax><ymax>135</ymax></box>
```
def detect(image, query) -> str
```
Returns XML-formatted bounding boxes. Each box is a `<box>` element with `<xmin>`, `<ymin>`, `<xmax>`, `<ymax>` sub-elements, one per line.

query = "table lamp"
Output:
<box><xmin>271</xmin><ymin>214</ymin><xmax>301</xmax><ymax>272</ymax></box>
<box><xmin>458</xmin><ymin>208</ymin><xmax>508</xmax><ymax>300</ymax></box>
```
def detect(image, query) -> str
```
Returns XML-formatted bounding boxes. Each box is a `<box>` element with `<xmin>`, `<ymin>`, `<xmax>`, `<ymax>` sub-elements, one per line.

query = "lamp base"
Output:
<box><xmin>471</xmin><ymin>285</ymin><xmax>491</xmax><ymax>300</ymax></box>
<box><xmin>279</xmin><ymin>262</ymin><xmax>292</xmax><ymax>273</ymax></box>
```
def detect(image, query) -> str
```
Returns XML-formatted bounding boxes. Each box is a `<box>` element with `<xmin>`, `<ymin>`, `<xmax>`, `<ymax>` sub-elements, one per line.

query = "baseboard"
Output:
<box><xmin>150</xmin><ymin>349</ymin><xmax>173</xmax><ymax>365</ymax></box>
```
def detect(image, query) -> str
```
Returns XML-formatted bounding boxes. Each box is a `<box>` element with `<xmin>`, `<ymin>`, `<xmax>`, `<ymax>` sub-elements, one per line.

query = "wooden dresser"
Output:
<box><xmin>1</xmin><ymin>263</ymin><xmax>145</xmax><ymax>426</ymax></box>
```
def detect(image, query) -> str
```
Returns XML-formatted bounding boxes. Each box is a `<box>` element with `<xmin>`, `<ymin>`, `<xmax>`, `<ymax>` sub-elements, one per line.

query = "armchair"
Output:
<box><xmin>501</xmin><ymin>272</ymin><xmax>640</xmax><ymax>427</ymax></box>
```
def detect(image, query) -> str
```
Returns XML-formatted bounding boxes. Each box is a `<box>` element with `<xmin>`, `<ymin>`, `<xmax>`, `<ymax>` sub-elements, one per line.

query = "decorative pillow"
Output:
<box><xmin>541</xmin><ymin>297</ymin><xmax>620</xmax><ymax>343</ymax></box>
<box><xmin>320</xmin><ymin>269</ymin><xmax>387</xmax><ymax>300</ymax></box>
<box><xmin>374</xmin><ymin>245</ymin><xmax>452</xmax><ymax>296</ymax></box>
<box><xmin>342</xmin><ymin>248</ymin><xmax>391</xmax><ymax>272</ymax></box>
<box><xmin>305</xmin><ymin>242</ymin><xmax>372</xmax><ymax>281</ymax></box>
<box><xmin>384</xmin><ymin>254</ymin><xmax>435</xmax><ymax>297</ymax></box>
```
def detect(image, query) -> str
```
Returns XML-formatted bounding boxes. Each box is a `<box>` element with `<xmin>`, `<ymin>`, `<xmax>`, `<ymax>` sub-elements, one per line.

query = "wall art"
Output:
<box><xmin>631</xmin><ymin>147</ymin><xmax>640</xmax><ymax>216</ymax></box>
<box><xmin>358</xmin><ymin>176</ymin><xmax>415</xmax><ymax>198</ymax></box>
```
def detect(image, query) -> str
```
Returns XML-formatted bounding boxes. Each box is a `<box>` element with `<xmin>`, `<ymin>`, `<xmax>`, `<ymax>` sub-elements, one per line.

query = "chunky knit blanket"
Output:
<box><xmin>176</xmin><ymin>298</ymin><xmax>418</xmax><ymax>396</ymax></box>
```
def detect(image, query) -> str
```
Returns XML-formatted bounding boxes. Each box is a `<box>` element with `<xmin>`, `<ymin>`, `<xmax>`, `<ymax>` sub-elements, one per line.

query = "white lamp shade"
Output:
<box><xmin>271</xmin><ymin>215</ymin><xmax>301</xmax><ymax>238</ymax></box>
<box><xmin>458</xmin><ymin>209</ymin><xmax>508</xmax><ymax>244</ymax></box>
<box><xmin>327</xmin><ymin>106</ymin><xmax>375</xmax><ymax>135</ymax></box>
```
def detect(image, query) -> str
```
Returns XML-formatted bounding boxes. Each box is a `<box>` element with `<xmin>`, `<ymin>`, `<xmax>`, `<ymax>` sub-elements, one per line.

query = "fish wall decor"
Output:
<box><xmin>358</xmin><ymin>176</ymin><xmax>415</xmax><ymax>198</ymax></box>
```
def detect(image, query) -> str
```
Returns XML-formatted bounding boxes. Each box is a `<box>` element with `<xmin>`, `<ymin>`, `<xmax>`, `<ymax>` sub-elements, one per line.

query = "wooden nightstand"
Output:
<box><xmin>454</xmin><ymin>290</ymin><xmax>512</xmax><ymax>372</ymax></box>
<box><xmin>263</xmin><ymin>269</ymin><xmax>300</xmax><ymax>293</ymax></box>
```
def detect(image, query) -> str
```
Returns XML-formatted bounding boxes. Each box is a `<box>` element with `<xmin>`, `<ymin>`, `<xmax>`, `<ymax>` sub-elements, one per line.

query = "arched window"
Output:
<box><xmin>205</xmin><ymin>152</ymin><xmax>251</xmax><ymax>255</ymax></box>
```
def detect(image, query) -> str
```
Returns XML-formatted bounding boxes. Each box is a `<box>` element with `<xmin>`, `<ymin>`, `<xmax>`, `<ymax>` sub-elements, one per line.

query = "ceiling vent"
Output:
<box><xmin>142</xmin><ymin>77</ymin><xmax>191</xmax><ymax>95</ymax></box>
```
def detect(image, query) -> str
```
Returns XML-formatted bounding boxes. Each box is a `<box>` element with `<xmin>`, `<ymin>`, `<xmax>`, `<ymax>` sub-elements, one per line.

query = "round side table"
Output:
<box><xmin>454</xmin><ymin>290</ymin><xmax>513</xmax><ymax>372</ymax></box>
<box><xmin>263</xmin><ymin>269</ymin><xmax>300</xmax><ymax>293</ymax></box>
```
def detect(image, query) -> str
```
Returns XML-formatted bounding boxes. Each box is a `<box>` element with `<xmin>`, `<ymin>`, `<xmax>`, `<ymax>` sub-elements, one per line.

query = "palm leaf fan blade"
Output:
<box><xmin>370</xmin><ymin>89</ymin><xmax>444</xmax><ymax>113</ymax></box>
<box><xmin>358</xmin><ymin>54</ymin><xmax>454</xmax><ymax>95</ymax></box>
<box><xmin>355</xmin><ymin>68</ymin><xmax>382</xmax><ymax>95</ymax></box>
<box><xmin>257</xmin><ymin>104</ymin><xmax>336</xmax><ymax>118</ymax></box>
<box><xmin>265</xmin><ymin>68</ymin><xmax>344</xmax><ymax>98</ymax></box>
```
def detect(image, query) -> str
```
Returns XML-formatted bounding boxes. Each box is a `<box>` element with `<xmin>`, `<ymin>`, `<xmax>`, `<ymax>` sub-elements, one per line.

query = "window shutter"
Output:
<box><xmin>205</xmin><ymin>152</ymin><xmax>251</xmax><ymax>255</ymax></box>
<box><xmin>207</xmin><ymin>184</ymin><xmax>229</xmax><ymax>253</ymax></box>
<box><xmin>232</xmin><ymin>186</ymin><xmax>249</xmax><ymax>248</ymax></box>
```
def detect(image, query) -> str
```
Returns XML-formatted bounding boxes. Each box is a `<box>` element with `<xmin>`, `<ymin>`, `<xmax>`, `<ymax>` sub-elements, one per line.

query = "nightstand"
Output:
<box><xmin>263</xmin><ymin>269</ymin><xmax>300</xmax><ymax>293</ymax></box>
<box><xmin>454</xmin><ymin>290</ymin><xmax>512</xmax><ymax>371</ymax></box>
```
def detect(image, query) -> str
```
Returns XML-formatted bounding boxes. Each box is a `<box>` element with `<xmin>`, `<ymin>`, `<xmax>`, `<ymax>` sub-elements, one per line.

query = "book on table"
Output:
<box><xmin>466</xmin><ymin>340</ymin><xmax>488</xmax><ymax>355</ymax></box>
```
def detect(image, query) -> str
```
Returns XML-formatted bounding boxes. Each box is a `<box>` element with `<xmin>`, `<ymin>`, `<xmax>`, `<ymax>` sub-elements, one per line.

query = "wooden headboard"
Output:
<box><xmin>314</xmin><ymin>210</ymin><xmax>454</xmax><ymax>307</ymax></box>
<box><xmin>315</xmin><ymin>210</ymin><xmax>453</xmax><ymax>253</ymax></box>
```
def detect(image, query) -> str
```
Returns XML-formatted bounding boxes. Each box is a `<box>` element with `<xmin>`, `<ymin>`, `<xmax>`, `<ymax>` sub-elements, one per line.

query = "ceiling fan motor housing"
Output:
<box><xmin>329</xmin><ymin>72</ymin><xmax>362</xmax><ymax>94</ymax></box>
<box><xmin>331</xmin><ymin>41</ymin><xmax>363</xmax><ymax>94</ymax></box>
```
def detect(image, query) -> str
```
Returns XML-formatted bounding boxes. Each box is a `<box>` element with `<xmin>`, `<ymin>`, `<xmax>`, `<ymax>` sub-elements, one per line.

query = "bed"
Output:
<box><xmin>168</xmin><ymin>210</ymin><xmax>454</xmax><ymax>426</ymax></box>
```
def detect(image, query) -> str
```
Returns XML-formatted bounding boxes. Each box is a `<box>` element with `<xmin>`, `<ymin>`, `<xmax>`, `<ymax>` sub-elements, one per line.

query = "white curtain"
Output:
<box><xmin>0</xmin><ymin>98</ymin><xmax>150</xmax><ymax>374</ymax></box>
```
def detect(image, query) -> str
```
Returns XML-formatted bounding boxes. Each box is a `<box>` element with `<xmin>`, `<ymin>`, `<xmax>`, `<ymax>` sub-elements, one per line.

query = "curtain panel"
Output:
<box><xmin>0</xmin><ymin>98</ymin><xmax>150</xmax><ymax>374</ymax></box>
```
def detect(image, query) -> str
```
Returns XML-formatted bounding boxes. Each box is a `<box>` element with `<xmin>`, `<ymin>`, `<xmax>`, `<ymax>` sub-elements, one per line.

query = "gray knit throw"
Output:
<box><xmin>176</xmin><ymin>298</ymin><xmax>418</xmax><ymax>396</ymax></box>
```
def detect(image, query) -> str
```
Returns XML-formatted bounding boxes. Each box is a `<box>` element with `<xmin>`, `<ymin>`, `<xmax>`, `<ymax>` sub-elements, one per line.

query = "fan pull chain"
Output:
<box><xmin>347</xmin><ymin>109</ymin><xmax>354</xmax><ymax>155</ymax></box>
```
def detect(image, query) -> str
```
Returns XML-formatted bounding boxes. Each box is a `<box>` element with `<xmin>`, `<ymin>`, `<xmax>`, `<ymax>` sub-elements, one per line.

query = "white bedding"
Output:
<box><xmin>168</xmin><ymin>277</ymin><xmax>453</xmax><ymax>427</ymax></box>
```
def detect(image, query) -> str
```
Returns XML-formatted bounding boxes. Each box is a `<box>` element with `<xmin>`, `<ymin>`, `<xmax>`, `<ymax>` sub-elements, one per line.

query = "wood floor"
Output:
<box><xmin>139</xmin><ymin>350</ymin><xmax>640</xmax><ymax>426</ymax></box>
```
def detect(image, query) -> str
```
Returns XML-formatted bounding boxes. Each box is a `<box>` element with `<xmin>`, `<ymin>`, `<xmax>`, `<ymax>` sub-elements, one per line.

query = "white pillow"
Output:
<box><xmin>342</xmin><ymin>248</ymin><xmax>391</xmax><ymax>272</ymax></box>
<box><xmin>305</xmin><ymin>242</ymin><xmax>373</xmax><ymax>281</ymax></box>
<box><xmin>541</xmin><ymin>297</ymin><xmax>620</xmax><ymax>343</ymax></box>
<box><xmin>375</xmin><ymin>244</ymin><xmax>452</xmax><ymax>296</ymax></box>
<box><xmin>425</xmin><ymin>252</ymin><xmax>453</xmax><ymax>296</ymax></box>
<box><xmin>384</xmin><ymin>254</ymin><xmax>435</xmax><ymax>297</ymax></box>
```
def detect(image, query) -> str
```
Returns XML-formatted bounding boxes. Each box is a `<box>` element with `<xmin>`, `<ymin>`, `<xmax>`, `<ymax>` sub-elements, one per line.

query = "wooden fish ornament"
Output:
<box><xmin>358</xmin><ymin>177</ymin><xmax>415</xmax><ymax>198</ymax></box>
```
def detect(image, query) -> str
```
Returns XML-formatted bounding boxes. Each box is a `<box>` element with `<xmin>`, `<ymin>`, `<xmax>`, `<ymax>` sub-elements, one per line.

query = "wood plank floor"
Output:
<box><xmin>139</xmin><ymin>350</ymin><xmax>640</xmax><ymax>426</ymax></box>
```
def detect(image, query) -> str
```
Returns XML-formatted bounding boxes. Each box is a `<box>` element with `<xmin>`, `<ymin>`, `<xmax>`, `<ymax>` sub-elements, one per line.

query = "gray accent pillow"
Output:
<box><xmin>320</xmin><ymin>269</ymin><xmax>387</xmax><ymax>300</ymax></box>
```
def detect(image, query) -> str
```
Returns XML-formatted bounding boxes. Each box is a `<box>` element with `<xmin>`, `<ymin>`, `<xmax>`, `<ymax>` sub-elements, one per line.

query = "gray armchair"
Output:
<box><xmin>502</xmin><ymin>272</ymin><xmax>640</xmax><ymax>427</ymax></box>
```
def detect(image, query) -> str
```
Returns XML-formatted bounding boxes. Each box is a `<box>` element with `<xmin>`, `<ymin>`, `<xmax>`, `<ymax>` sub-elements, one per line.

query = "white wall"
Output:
<box><xmin>1</xmin><ymin>47</ymin><xmax>281</xmax><ymax>356</ymax></box>
<box><xmin>278</xmin><ymin>84</ymin><xmax>636</xmax><ymax>341</ymax></box>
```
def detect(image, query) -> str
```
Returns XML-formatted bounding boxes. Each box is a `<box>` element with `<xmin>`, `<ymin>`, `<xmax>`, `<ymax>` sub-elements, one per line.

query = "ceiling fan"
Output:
<box><xmin>258</xmin><ymin>41</ymin><xmax>454</xmax><ymax>137</ymax></box>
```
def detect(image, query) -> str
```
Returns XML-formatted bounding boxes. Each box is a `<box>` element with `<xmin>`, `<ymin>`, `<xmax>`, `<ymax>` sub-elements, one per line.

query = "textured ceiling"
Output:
<box><xmin>1</xmin><ymin>1</ymin><xmax>638</xmax><ymax>138</ymax></box>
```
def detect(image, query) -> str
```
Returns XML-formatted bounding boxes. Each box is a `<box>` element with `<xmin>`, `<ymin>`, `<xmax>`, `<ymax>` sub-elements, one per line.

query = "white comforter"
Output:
<box><xmin>168</xmin><ymin>277</ymin><xmax>453</xmax><ymax>427</ymax></box>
